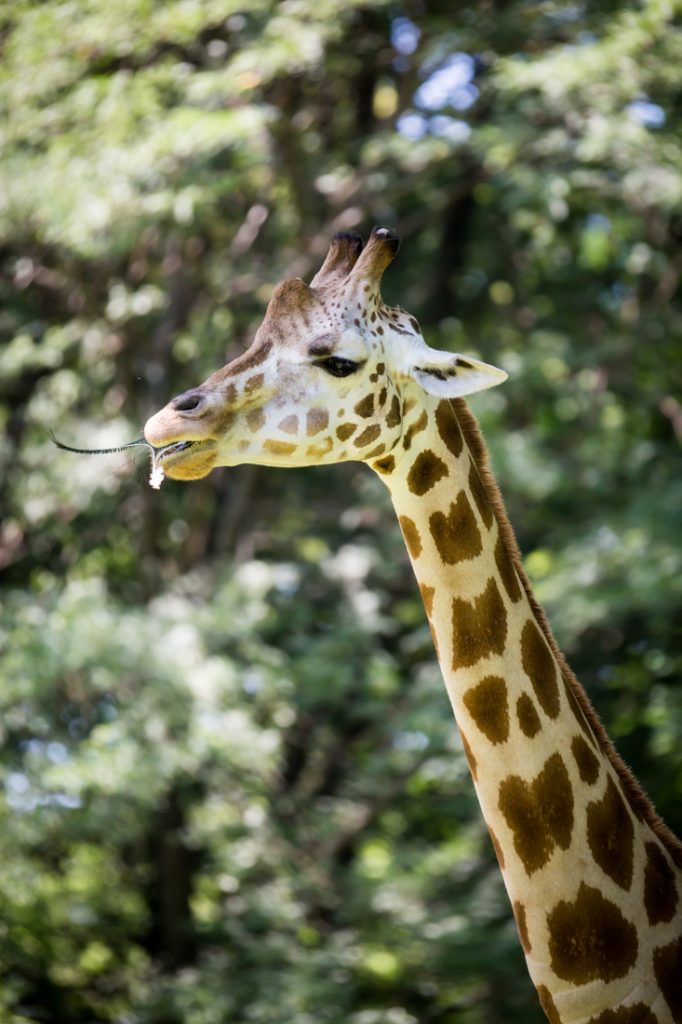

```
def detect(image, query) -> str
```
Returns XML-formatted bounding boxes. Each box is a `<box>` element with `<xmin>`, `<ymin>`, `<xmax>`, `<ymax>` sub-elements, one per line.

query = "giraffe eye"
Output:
<box><xmin>316</xmin><ymin>356</ymin><xmax>359</xmax><ymax>378</ymax></box>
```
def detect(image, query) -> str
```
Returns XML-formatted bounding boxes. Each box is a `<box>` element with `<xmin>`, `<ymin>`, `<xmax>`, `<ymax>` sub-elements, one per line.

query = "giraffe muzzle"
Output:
<box><xmin>153</xmin><ymin>437</ymin><xmax>218</xmax><ymax>480</ymax></box>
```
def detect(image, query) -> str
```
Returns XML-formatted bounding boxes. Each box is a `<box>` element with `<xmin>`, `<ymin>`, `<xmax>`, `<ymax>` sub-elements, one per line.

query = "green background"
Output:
<box><xmin>1</xmin><ymin>1</ymin><xmax>681</xmax><ymax>1021</ymax></box>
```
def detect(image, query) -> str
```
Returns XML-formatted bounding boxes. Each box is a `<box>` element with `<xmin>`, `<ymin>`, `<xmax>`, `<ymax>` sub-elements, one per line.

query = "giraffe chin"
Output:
<box><xmin>157</xmin><ymin>440</ymin><xmax>218</xmax><ymax>480</ymax></box>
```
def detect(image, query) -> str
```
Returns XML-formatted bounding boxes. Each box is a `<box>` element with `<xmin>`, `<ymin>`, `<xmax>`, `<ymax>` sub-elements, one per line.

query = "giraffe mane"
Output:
<box><xmin>452</xmin><ymin>397</ymin><xmax>682</xmax><ymax>868</ymax></box>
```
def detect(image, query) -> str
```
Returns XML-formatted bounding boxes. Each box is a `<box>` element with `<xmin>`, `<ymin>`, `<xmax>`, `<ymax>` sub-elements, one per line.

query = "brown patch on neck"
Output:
<box><xmin>537</xmin><ymin>985</ymin><xmax>561</xmax><ymax>1024</ymax></box>
<box><xmin>451</xmin><ymin>577</ymin><xmax>507</xmax><ymax>670</ymax></box>
<box><xmin>644</xmin><ymin>840</ymin><xmax>678</xmax><ymax>925</ymax></box>
<box><xmin>516</xmin><ymin>693</ymin><xmax>542</xmax><ymax>738</ymax></box>
<box><xmin>494</xmin><ymin>531</ymin><xmax>522</xmax><ymax>602</ymax></box>
<box><xmin>571</xmin><ymin>735</ymin><xmax>599</xmax><ymax>784</ymax></box>
<box><xmin>419</xmin><ymin>582</ymin><xmax>435</xmax><ymax>618</ymax></box>
<box><xmin>587</xmin><ymin>1006</ymin><xmax>661</xmax><ymax>1024</ymax></box>
<box><xmin>512</xmin><ymin>901</ymin><xmax>531</xmax><ymax>954</ymax></box>
<box><xmin>460</xmin><ymin>729</ymin><xmax>478</xmax><ymax>781</ymax></box>
<box><xmin>429</xmin><ymin>491</ymin><xmax>482</xmax><ymax>565</ymax></box>
<box><xmin>399</xmin><ymin>515</ymin><xmax>422</xmax><ymax>559</ymax></box>
<box><xmin>521</xmin><ymin>619</ymin><xmax>560</xmax><ymax>719</ymax></box>
<box><xmin>373</xmin><ymin>454</ymin><xmax>395</xmax><ymax>475</ymax></box>
<box><xmin>547</xmin><ymin>882</ymin><xmax>638</xmax><ymax>984</ymax></box>
<box><xmin>435</xmin><ymin>399</ymin><xmax>463</xmax><ymax>457</ymax></box>
<box><xmin>463</xmin><ymin>675</ymin><xmax>510</xmax><ymax>745</ymax></box>
<box><xmin>402</xmin><ymin>408</ymin><xmax>428</xmax><ymax>450</ymax></box>
<box><xmin>586</xmin><ymin>776</ymin><xmax>634</xmax><ymax>891</ymax></box>
<box><xmin>407</xmin><ymin>449</ymin><xmax>448</xmax><ymax>495</ymax></box>
<box><xmin>488</xmin><ymin>826</ymin><xmax>505</xmax><ymax>868</ymax></box>
<box><xmin>498</xmin><ymin>752</ymin><xmax>574</xmax><ymax>875</ymax></box>
<box><xmin>653</xmin><ymin>934</ymin><xmax>682</xmax><ymax>1018</ymax></box>
<box><xmin>386</xmin><ymin>394</ymin><xmax>401</xmax><ymax>428</ymax></box>
<box><xmin>451</xmin><ymin>398</ymin><xmax>682</xmax><ymax>867</ymax></box>
<box><xmin>468</xmin><ymin>458</ymin><xmax>494</xmax><ymax>530</ymax></box>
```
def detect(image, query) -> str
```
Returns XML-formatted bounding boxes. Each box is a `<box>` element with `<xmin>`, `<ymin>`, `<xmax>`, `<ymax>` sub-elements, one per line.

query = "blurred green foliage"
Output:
<box><xmin>1</xmin><ymin>1</ymin><xmax>681</xmax><ymax>1021</ymax></box>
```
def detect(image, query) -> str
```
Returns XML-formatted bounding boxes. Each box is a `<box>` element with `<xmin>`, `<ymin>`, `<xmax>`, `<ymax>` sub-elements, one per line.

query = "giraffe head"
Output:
<box><xmin>144</xmin><ymin>228</ymin><xmax>507</xmax><ymax>480</ymax></box>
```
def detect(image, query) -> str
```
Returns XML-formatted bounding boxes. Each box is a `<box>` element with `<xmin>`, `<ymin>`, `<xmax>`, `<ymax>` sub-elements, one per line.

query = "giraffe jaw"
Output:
<box><xmin>155</xmin><ymin>439</ymin><xmax>218</xmax><ymax>480</ymax></box>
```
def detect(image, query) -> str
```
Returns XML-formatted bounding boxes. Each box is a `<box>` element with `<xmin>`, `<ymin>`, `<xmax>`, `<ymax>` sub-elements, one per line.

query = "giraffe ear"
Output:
<box><xmin>411</xmin><ymin>351</ymin><xmax>508</xmax><ymax>397</ymax></box>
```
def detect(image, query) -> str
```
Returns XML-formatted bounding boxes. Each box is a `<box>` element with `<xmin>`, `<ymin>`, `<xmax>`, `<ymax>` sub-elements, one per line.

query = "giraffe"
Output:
<box><xmin>144</xmin><ymin>228</ymin><xmax>682</xmax><ymax>1023</ymax></box>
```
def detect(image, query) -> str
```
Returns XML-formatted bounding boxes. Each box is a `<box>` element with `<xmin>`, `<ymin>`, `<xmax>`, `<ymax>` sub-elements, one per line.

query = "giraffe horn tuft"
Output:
<box><xmin>348</xmin><ymin>226</ymin><xmax>400</xmax><ymax>287</ymax></box>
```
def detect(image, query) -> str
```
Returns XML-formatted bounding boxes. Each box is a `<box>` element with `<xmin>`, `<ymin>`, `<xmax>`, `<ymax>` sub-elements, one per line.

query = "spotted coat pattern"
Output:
<box><xmin>381</xmin><ymin>397</ymin><xmax>682</xmax><ymax>1024</ymax></box>
<box><xmin>145</xmin><ymin>229</ymin><xmax>682</xmax><ymax>1024</ymax></box>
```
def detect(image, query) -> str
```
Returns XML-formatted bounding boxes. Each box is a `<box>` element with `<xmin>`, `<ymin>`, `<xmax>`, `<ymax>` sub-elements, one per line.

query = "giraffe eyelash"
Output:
<box><xmin>314</xmin><ymin>356</ymin><xmax>362</xmax><ymax>377</ymax></box>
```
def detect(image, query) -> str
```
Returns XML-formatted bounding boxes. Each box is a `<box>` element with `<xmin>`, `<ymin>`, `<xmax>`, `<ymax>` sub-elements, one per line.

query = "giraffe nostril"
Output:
<box><xmin>171</xmin><ymin>390</ymin><xmax>206</xmax><ymax>414</ymax></box>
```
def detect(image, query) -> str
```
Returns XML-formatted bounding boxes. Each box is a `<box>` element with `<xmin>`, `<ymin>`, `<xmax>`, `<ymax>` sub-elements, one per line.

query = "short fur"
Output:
<box><xmin>452</xmin><ymin>397</ymin><xmax>682</xmax><ymax>867</ymax></box>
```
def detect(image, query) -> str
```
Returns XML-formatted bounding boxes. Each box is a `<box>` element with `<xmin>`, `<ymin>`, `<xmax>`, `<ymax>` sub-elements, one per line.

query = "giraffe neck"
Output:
<box><xmin>372</xmin><ymin>395</ymin><xmax>682</xmax><ymax>1024</ymax></box>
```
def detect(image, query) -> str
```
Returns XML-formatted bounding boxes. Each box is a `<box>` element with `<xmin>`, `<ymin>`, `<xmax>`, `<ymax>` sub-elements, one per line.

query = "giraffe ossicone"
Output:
<box><xmin>145</xmin><ymin>228</ymin><xmax>682</xmax><ymax>1024</ymax></box>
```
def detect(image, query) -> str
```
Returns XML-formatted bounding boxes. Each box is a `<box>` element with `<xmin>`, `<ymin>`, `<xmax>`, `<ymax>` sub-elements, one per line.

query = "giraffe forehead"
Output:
<box><xmin>260</xmin><ymin>316</ymin><xmax>416</xmax><ymax>378</ymax></box>
<box><xmin>264</xmin><ymin>277</ymin><xmax>424</xmax><ymax>359</ymax></box>
<box><xmin>202</xmin><ymin>280</ymin><xmax>426</xmax><ymax>402</ymax></box>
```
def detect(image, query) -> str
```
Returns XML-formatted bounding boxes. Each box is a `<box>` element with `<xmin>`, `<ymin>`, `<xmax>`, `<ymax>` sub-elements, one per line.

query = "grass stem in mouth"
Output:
<box><xmin>50</xmin><ymin>432</ymin><xmax>165</xmax><ymax>489</ymax></box>
<box><xmin>50</xmin><ymin>432</ymin><xmax>153</xmax><ymax>456</ymax></box>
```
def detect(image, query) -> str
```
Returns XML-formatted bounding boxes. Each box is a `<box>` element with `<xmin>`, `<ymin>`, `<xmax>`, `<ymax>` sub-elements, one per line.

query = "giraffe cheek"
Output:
<box><xmin>263</xmin><ymin>439</ymin><xmax>299</xmax><ymax>458</ymax></box>
<box><xmin>306</xmin><ymin>436</ymin><xmax>334</xmax><ymax>458</ymax></box>
<box><xmin>306</xmin><ymin>408</ymin><xmax>330</xmax><ymax>436</ymax></box>
<box><xmin>353</xmin><ymin>424</ymin><xmax>382</xmax><ymax>450</ymax></box>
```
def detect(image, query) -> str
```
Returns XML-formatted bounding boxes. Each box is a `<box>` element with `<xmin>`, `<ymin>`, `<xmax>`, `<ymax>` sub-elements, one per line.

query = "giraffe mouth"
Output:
<box><xmin>155</xmin><ymin>438</ymin><xmax>218</xmax><ymax>480</ymax></box>
<box><xmin>156</xmin><ymin>440</ymin><xmax>202</xmax><ymax>460</ymax></box>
